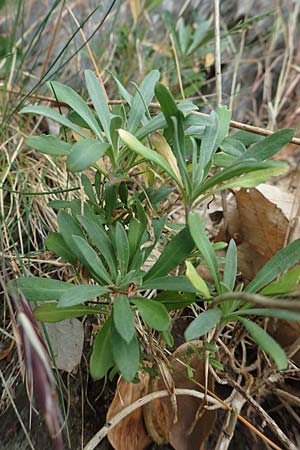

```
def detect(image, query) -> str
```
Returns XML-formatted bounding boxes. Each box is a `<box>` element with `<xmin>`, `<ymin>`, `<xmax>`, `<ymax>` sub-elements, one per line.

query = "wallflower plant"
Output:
<box><xmin>11</xmin><ymin>69</ymin><xmax>300</xmax><ymax>383</ymax></box>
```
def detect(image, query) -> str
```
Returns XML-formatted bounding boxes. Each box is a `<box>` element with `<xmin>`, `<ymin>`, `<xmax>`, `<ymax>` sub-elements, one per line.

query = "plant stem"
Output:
<box><xmin>214</xmin><ymin>0</ymin><xmax>222</xmax><ymax>107</ymax></box>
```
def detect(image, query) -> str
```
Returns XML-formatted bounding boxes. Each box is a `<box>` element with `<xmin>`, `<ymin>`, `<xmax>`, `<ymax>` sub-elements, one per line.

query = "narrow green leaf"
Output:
<box><xmin>57</xmin><ymin>211</ymin><xmax>84</xmax><ymax>260</ymax></box>
<box><xmin>26</xmin><ymin>135</ymin><xmax>72</xmax><ymax>156</ymax></box>
<box><xmin>118</xmin><ymin>129</ymin><xmax>182</xmax><ymax>187</ymax></box>
<box><xmin>111</xmin><ymin>324</ymin><xmax>140</xmax><ymax>381</ymax></box>
<box><xmin>34</xmin><ymin>303</ymin><xmax>102</xmax><ymax>323</ymax></box>
<box><xmin>217</xmin><ymin>165</ymin><xmax>288</xmax><ymax>191</ymax></box>
<box><xmin>187</xmin><ymin>20</ymin><xmax>210</xmax><ymax>54</ymax></box>
<box><xmin>77</xmin><ymin>215</ymin><xmax>117</xmax><ymax>279</ymax></box>
<box><xmin>154</xmin><ymin>291</ymin><xmax>195</xmax><ymax>310</ymax></box>
<box><xmin>141</xmin><ymin>275</ymin><xmax>197</xmax><ymax>292</ymax></box>
<box><xmin>188</xmin><ymin>213</ymin><xmax>221</xmax><ymax>294</ymax></box>
<box><xmin>45</xmin><ymin>232</ymin><xmax>77</xmax><ymax>265</ymax></box>
<box><xmin>85</xmin><ymin>70</ymin><xmax>112</xmax><ymax>143</ymax></box>
<box><xmin>132</xmin><ymin>298</ymin><xmax>170</xmax><ymax>331</ymax></box>
<box><xmin>72</xmin><ymin>235</ymin><xmax>112</xmax><ymax>285</ymax></box>
<box><xmin>58</xmin><ymin>284</ymin><xmax>109</xmax><ymax>307</ymax></box>
<box><xmin>127</xmin><ymin>70</ymin><xmax>160</xmax><ymax>133</ymax></box>
<box><xmin>115</xmin><ymin>222</ymin><xmax>130</xmax><ymax>277</ymax></box>
<box><xmin>11</xmin><ymin>277</ymin><xmax>74</xmax><ymax>301</ymax></box>
<box><xmin>194</xmin><ymin>160</ymin><xmax>283</xmax><ymax>198</ymax></box>
<box><xmin>104</xmin><ymin>182</ymin><xmax>117</xmax><ymax>221</ymax></box>
<box><xmin>261</xmin><ymin>267</ymin><xmax>300</xmax><ymax>296</ymax></box>
<box><xmin>90</xmin><ymin>318</ymin><xmax>114</xmax><ymax>380</ymax></box>
<box><xmin>186</xmin><ymin>261</ymin><xmax>210</xmax><ymax>297</ymax></box>
<box><xmin>154</xmin><ymin>83</ymin><xmax>179</xmax><ymax>119</ymax></box>
<box><xmin>197</xmin><ymin>111</ymin><xmax>219</xmax><ymax>181</ymax></box>
<box><xmin>47</xmin><ymin>81</ymin><xmax>103</xmax><ymax>140</ymax></box>
<box><xmin>239</xmin><ymin>128</ymin><xmax>294</xmax><ymax>161</ymax></box>
<box><xmin>113</xmin><ymin>295</ymin><xmax>135</xmax><ymax>343</ymax></box>
<box><xmin>238</xmin><ymin>317</ymin><xmax>288</xmax><ymax>370</ymax></box>
<box><xmin>81</xmin><ymin>174</ymin><xmax>97</xmax><ymax>204</ymax></box>
<box><xmin>215</xmin><ymin>106</ymin><xmax>231</xmax><ymax>149</ymax></box>
<box><xmin>246</xmin><ymin>240</ymin><xmax>300</xmax><ymax>293</ymax></box>
<box><xmin>185</xmin><ymin>308</ymin><xmax>222</xmax><ymax>341</ymax></box>
<box><xmin>20</xmin><ymin>105</ymin><xmax>89</xmax><ymax>139</ymax></box>
<box><xmin>219</xmin><ymin>137</ymin><xmax>246</xmax><ymax>156</ymax></box>
<box><xmin>127</xmin><ymin>217</ymin><xmax>146</xmax><ymax>264</ymax></box>
<box><xmin>223</xmin><ymin>239</ymin><xmax>237</xmax><ymax>291</ymax></box>
<box><xmin>144</xmin><ymin>227</ymin><xmax>194</xmax><ymax>281</ymax></box>
<box><xmin>67</xmin><ymin>139</ymin><xmax>109</xmax><ymax>172</ymax></box>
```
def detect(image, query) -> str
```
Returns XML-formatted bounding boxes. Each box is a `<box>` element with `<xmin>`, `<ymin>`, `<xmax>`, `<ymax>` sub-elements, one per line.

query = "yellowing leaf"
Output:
<box><xmin>151</xmin><ymin>132</ymin><xmax>183</xmax><ymax>186</ymax></box>
<box><xmin>186</xmin><ymin>261</ymin><xmax>210</xmax><ymax>297</ymax></box>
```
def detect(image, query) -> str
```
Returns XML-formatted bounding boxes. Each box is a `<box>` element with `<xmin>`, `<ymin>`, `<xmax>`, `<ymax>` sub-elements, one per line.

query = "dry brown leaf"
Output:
<box><xmin>215</xmin><ymin>187</ymin><xmax>289</xmax><ymax>281</ymax></box>
<box><xmin>107</xmin><ymin>373</ymin><xmax>151</xmax><ymax>450</ymax></box>
<box><xmin>151</xmin><ymin>341</ymin><xmax>216</xmax><ymax>450</ymax></box>
<box><xmin>236</xmin><ymin>188</ymin><xmax>288</xmax><ymax>259</ymax></box>
<box><xmin>106</xmin><ymin>342</ymin><xmax>216</xmax><ymax>450</ymax></box>
<box><xmin>215</xmin><ymin>186</ymin><xmax>300</xmax><ymax>364</ymax></box>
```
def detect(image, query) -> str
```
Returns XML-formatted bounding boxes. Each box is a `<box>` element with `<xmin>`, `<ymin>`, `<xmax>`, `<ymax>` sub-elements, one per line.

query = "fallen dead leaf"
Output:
<box><xmin>215</xmin><ymin>185</ymin><xmax>300</xmax><ymax>365</ymax></box>
<box><xmin>151</xmin><ymin>341</ymin><xmax>216</xmax><ymax>450</ymax></box>
<box><xmin>107</xmin><ymin>342</ymin><xmax>216</xmax><ymax>450</ymax></box>
<box><xmin>107</xmin><ymin>373</ymin><xmax>151</xmax><ymax>450</ymax></box>
<box><xmin>215</xmin><ymin>186</ymin><xmax>291</xmax><ymax>281</ymax></box>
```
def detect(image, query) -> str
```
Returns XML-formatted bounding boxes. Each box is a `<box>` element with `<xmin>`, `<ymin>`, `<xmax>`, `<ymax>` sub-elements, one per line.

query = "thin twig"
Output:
<box><xmin>212</xmin><ymin>292</ymin><xmax>300</xmax><ymax>311</ymax></box>
<box><xmin>228</xmin><ymin>378</ymin><xmax>298</xmax><ymax>450</ymax></box>
<box><xmin>4</xmin><ymin>88</ymin><xmax>300</xmax><ymax>145</ymax></box>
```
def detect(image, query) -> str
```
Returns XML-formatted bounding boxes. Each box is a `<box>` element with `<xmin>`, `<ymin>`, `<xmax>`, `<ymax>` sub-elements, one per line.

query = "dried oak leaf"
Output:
<box><xmin>216</xmin><ymin>186</ymin><xmax>289</xmax><ymax>281</ymax></box>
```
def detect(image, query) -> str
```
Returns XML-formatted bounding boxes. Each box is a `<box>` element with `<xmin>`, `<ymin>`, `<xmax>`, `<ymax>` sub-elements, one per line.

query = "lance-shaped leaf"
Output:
<box><xmin>10</xmin><ymin>277</ymin><xmax>74</xmax><ymax>301</ymax></box>
<box><xmin>58</xmin><ymin>284</ymin><xmax>109</xmax><ymax>307</ymax></box>
<box><xmin>47</xmin><ymin>81</ymin><xmax>103</xmax><ymax>140</ymax></box>
<box><xmin>186</xmin><ymin>261</ymin><xmax>210</xmax><ymax>297</ymax></box>
<box><xmin>144</xmin><ymin>227</ymin><xmax>194</xmax><ymax>281</ymax></box>
<box><xmin>45</xmin><ymin>232</ymin><xmax>77</xmax><ymax>265</ymax></box>
<box><xmin>67</xmin><ymin>139</ymin><xmax>109</xmax><ymax>172</ymax></box>
<box><xmin>132</xmin><ymin>298</ymin><xmax>170</xmax><ymax>331</ymax></box>
<box><xmin>188</xmin><ymin>213</ymin><xmax>221</xmax><ymax>294</ymax></box>
<box><xmin>90</xmin><ymin>318</ymin><xmax>114</xmax><ymax>380</ymax></box>
<box><xmin>113</xmin><ymin>295</ymin><xmax>135</xmax><ymax>344</ymax></box>
<box><xmin>34</xmin><ymin>303</ymin><xmax>105</xmax><ymax>322</ymax></box>
<box><xmin>223</xmin><ymin>239</ymin><xmax>237</xmax><ymax>291</ymax></box>
<box><xmin>238</xmin><ymin>317</ymin><xmax>288</xmax><ymax>370</ymax></box>
<box><xmin>239</xmin><ymin>128</ymin><xmax>294</xmax><ymax>161</ymax></box>
<box><xmin>127</xmin><ymin>69</ymin><xmax>160</xmax><ymax>133</ymax></box>
<box><xmin>26</xmin><ymin>135</ymin><xmax>72</xmax><ymax>156</ymax></box>
<box><xmin>246</xmin><ymin>239</ymin><xmax>300</xmax><ymax>293</ymax></box>
<box><xmin>111</xmin><ymin>323</ymin><xmax>140</xmax><ymax>382</ymax></box>
<box><xmin>71</xmin><ymin>235</ymin><xmax>112</xmax><ymax>285</ymax></box>
<box><xmin>20</xmin><ymin>105</ymin><xmax>89</xmax><ymax>139</ymax></box>
<box><xmin>185</xmin><ymin>308</ymin><xmax>222</xmax><ymax>341</ymax></box>
<box><xmin>85</xmin><ymin>69</ymin><xmax>112</xmax><ymax>144</ymax></box>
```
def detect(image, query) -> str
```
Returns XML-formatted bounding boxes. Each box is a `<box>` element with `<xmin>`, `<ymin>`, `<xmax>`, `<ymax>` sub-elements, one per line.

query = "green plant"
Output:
<box><xmin>12</xmin><ymin>69</ymin><xmax>300</xmax><ymax>385</ymax></box>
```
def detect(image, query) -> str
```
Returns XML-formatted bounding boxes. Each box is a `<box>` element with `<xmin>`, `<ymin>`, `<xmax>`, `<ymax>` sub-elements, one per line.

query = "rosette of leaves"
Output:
<box><xmin>11</xmin><ymin>178</ymin><xmax>200</xmax><ymax>382</ymax></box>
